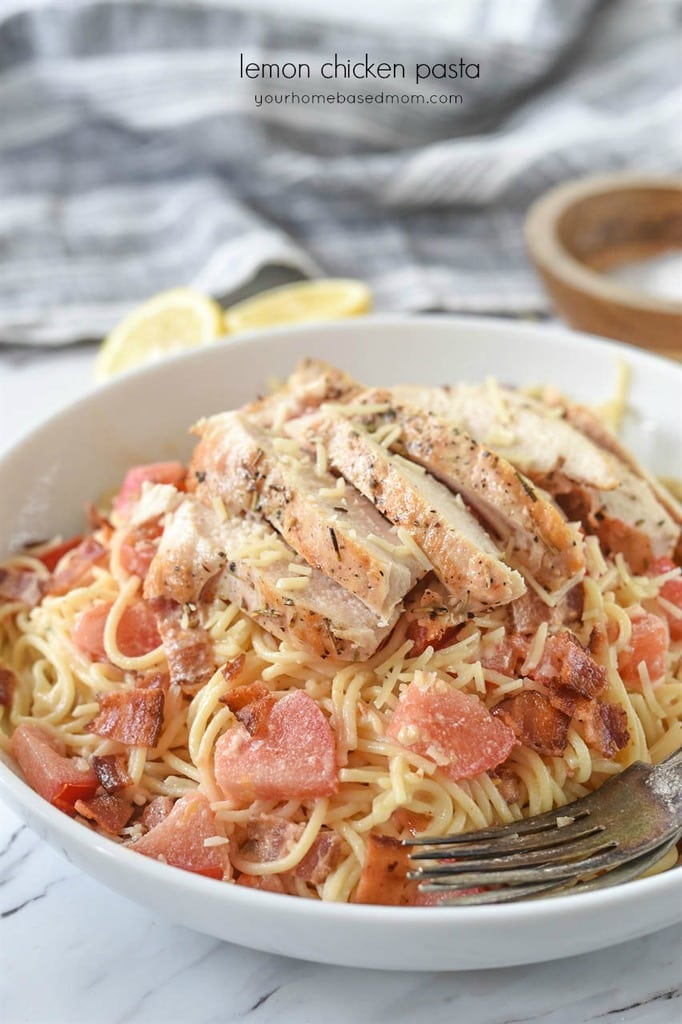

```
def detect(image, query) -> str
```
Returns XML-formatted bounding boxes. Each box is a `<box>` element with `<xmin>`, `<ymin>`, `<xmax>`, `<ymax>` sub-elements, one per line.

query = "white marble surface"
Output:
<box><xmin>1</xmin><ymin>339</ymin><xmax>681</xmax><ymax>1022</ymax></box>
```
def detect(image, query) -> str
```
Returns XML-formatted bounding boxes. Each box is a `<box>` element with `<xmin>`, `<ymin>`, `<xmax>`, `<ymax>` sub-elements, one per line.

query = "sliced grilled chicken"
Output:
<box><xmin>188</xmin><ymin>411</ymin><xmax>426</xmax><ymax>621</ymax></box>
<box><xmin>387</xmin><ymin>383</ymin><xmax>679</xmax><ymax>572</ymax></box>
<box><xmin>247</xmin><ymin>358</ymin><xmax>360</xmax><ymax>430</ymax></box>
<box><xmin>351</xmin><ymin>390</ymin><xmax>585</xmax><ymax>593</ymax></box>
<box><xmin>541</xmin><ymin>393</ymin><xmax>682</xmax><ymax>564</ymax></box>
<box><xmin>288</xmin><ymin>407</ymin><xmax>526</xmax><ymax>614</ymax></box>
<box><xmin>387</xmin><ymin>383</ymin><xmax>621</xmax><ymax>491</ymax></box>
<box><xmin>553</xmin><ymin>467</ymin><xmax>680</xmax><ymax>573</ymax></box>
<box><xmin>145</xmin><ymin>497</ymin><xmax>398</xmax><ymax>662</ymax></box>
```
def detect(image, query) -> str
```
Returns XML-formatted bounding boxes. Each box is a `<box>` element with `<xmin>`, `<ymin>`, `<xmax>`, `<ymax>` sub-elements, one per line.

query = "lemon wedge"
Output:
<box><xmin>223</xmin><ymin>279</ymin><xmax>372</xmax><ymax>334</ymax></box>
<box><xmin>94</xmin><ymin>288</ymin><xmax>225</xmax><ymax>381</ymax></box>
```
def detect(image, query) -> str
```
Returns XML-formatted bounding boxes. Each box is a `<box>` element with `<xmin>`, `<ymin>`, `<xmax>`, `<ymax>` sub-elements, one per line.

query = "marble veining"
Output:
<box><xmin>1</xmin><ymin>344</ymin><xmax>681</xmax><ymax>1024</ymax></box>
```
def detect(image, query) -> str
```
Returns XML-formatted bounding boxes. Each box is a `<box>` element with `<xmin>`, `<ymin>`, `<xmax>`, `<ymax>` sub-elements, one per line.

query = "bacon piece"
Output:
<box><xmin>9</xmin><ymin>722</ymin><xmax>98</xmax><ymax>814</ymax></box>
<box><xmin>407</xmin><ymin>620</ymin><xmax>461</xmax><ymax>658</ymax></box>
<box><xmin>222</xmin><ymin>654</ymin><xmax>246</xmax><ymax>683</ymax></box>
<box><xmin>238</xmin><ymin>816</ymin><xmax>304</xmax><ymax>864</ymax></box>
<box><xmin>46</xmin><ymin>537</ymin><xmax>107</xmax><ymax>596</ymax></box>
<box><xmin>215</xmin><ymin>689</ymin><xmax>338</xmax><ymax>804</ymax></box>
<box><xmin>492</xmin><ymin>690</ymin><xmax>570</xmax><ymax>757</ymax></box>
<box><xmin>32</xmin><ymin>534</ymin><xmax>84</xmax><ymax>572</ymax></box>
<box><xmin>0</xmin><ymin>665</ymin><xmax>17</xmax><ymax>710</ymax></box>
<box><xmin>617</xmin><ymin>611</ymin><xmax>669</xmax><ymax>688</ymax></box>
<box><xmin>141</xmin><ymin>796</ymin><xmax>174</xmax><ymax>830</ymax></box>
<box><xmin>354</xmin><ymin>834</ymin><xmax>417</xmax><ymax>906</ymax></box>
<box><xmin>136</xmin><ymin>670</ymin><xmax>169</xmax><ymax>691</ymax></box>
<box><xmin>87</xmin><ymin>689</ymin><xmax>164</xmax><ymax>747</ymax></box>
<box><xmin>386</xmin><ymin>671</ymin><xmax>516</xmax><ymax>780</ymax></box>
<box><xmin>236</xmin><ymin>873</ymin><xmax>288</xmax><ymax>894</ymax></box>
<box><xmin>113</xmin><ymin>461</ymin><xmax>186</xmax><ymax>519</ymax></box>
<box><xmin>91</xmin><ymin>754</ymin><xmax>131</xmax><ymax>793</ymax></box>
<box><xmin>649</xmin><ymin>558</ymin><xmax>682</xmax><ymax>641</ymax></box>
<box><xmin>533</xmin><ymin>631</ymin><xmax>607</xmax><ymax>700</ymax></box>
<box><xmin>75</xmin><ymin>793</ymin><xmax>133</xmax><ymax>834</ymax></box>
<box><xmin>491</xmin><ymin>764</ymin><xmax>525</xmax><ymax>805</ymax></box>
<box><xmin>574</xmin><ymin>698</ymin><xmax>630</xmax><ymax>757</ymax></box>
<box><xmin>222</xmin><ymin>682</ymin><xmax>275</xmax><ymax>738</ymax></box>
<box><xmin>508</xmin><ymin>585</ymin><xmax>583</xmax><ymax>635</ymax></box>
<box><xmin>150</xmin><ymin>597</ymin><xmax>214</xmax><ymax>694</ymax></box>
<box><xmin>0</xmin><ymin>567</ymin><xmax>43</xmax><ymax>607</ymax></box>
<box><xmin>295</xmin><ymin>831</ymin><xmax>343</xmax><ymax>885</ymax></box>
<box><xmin>480</xmin><ymin>634</ymin><xmax>528</xmax><ymax>676</ymax></box>
<box><xmin>130</xmin><ymin>792</ymin><xmax>230</xmax><ymax>880</ymax></box>
<box><xmin>86</xmin><ymin>502</ymin><xmax>111</xmax><ymax>531</ymax></box>
<box><xmin>119</xmin><ymin>520</ymin><xmax>163</xmax><ymax>579</ymax></box>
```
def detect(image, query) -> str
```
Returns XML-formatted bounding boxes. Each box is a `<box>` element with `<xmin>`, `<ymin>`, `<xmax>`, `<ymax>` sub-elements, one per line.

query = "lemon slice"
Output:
<box><xmin>223</xmin><ymin>279</ymin><xmax>372</xmax><ymax>334</ymax></box>
<box><xmin>95</xmin><ymin>288</ymin><xmax>224</xmax><ymax>381</ymax></box>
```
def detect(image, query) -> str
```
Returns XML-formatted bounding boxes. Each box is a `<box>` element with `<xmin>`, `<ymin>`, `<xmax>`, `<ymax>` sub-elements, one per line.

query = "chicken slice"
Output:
<box><xmin>288</xmin><ymin>407</ymin><xmax>525</xmax><ymax>614</ymax></box>
<box><xmin>247</xmin><ymin>358</ymin><xmax>360</xmax><ymax>430</ymax></box>
<box><xmin>352</xmin><ymin>390</ymin><xmax>585</xmax><ymax>594</ymax></box>
<box><xmin>188</xmin><ymin>410</ymin><xmax>425</xmax><ymax>621</ymax></box>
<box><xmin>388</xmin><ymin>383</ymin><xmax>679</xmax><ymax>572</ymax></box>
<box><xmin>540</xmin><ymin>394</ymin><xmax>682</xmax><ymax>565</ymax></box>
<box><xmin>387</xmin><ymin>383</ymin><xmax>621</xmax><ymax>491</ymax></box>
<box><xmin>145</xmin><ymin>497</ymin><xmax>398</xmax><ymax>662</ymax></box>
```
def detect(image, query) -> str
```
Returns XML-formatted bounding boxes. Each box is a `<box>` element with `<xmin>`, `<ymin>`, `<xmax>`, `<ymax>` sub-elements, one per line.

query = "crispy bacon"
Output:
<box><xmin>75</xmin><ymin>793</ymin><xmax>133</xmax><ymax>834</ymax></box>
<box><xmin>46</xmin><ymin>537</ymin><xmax>107</xmax><ymax>596</ymax></box>
<box><xmin>508</xmin><ymin>584</ymin><xmax>583</xmax><ymax>635</ymax></box>
<box><xmin>0</xmin><ymin>665</ymin><xmax>17</xmax><ymax>709</ymax></box>
<box><xmin>533</xmin><ymin>631</ymin><xmax>607</xmax><ymax>700</ymax></box>
<box><xmin>353</xmin><ymin>834</ymin><xmax>417</xmax><ymax>906</ymax></box>
<box><xmin>238</xmin><ymin>817</ymin><xmax>304</xmax><ymax>863</ymax></box>
<box><xmin>406</xmin><ymin>619</ymin><xmax>460</xmax><ymax>658</ymax></box>
<box><xmin>222</xmin><ymin>682</ymin><xmax>275</xmax><ymax>738</ymax></box>
<box><xmin>0</xmin><ymin>567</ymin><xmax>43</xmax><ymax>607</ymax></box>
<box><xmin>141</xmin><ymin>796</ymin><xmax>174</xmax><ymax>830</ymax></box>
<box><xmin>236</xmin><ymin>873</ymin><xmax>288</xmax><ymax>894</ymax></box>
<box><xmin>492</xmin><ymin>691</ymin><xmax>570</xmax><ymax>757</ymax></box>
<box><xmin>87</xmin><ymin>689</ymin><xmax>164</xmax><ymax>747</ymax></box>
<box><xmin>91</xmin><ymin>754</ymin><xmax>131</xmax><ymax>793</ymax></box>
<box><xmin>491</xmin><ymin>763</ymin><xmax>525</xmax><ymax>805</ymax></box>
<box><xmin>573</xmin><ymin>698</ymin><xmax>630</xmax><ymax>757</ymax></box>
<box><xmin>222</xmin><ymin>653</ymin><xmax>246</xmax><ymax>683</ymax></box>
<box><xmin>295</xmin><ymin>831</ymin><xmax>343</xmax><ymax>885</ymax></box>
<box><xmin>32</xmin><ymin>535</ymin><xmax>84</xmax><ymax>572</ymax></box>
<box><xmin>150</xmin><ymin>597</ymin><xmax>214</xmax><ymax>694</ymax></box>
<box><xmin>119</xmin><ymin>521</ymin><xmax>164</xmax><ymax>579</ymax></box>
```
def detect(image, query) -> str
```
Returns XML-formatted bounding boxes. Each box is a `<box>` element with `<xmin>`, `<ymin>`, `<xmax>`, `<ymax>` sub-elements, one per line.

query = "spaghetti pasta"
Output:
<box><xmin>1</xmin><ymin>368</ymin><xmax>681</xmax><ymax>906</ymax></box>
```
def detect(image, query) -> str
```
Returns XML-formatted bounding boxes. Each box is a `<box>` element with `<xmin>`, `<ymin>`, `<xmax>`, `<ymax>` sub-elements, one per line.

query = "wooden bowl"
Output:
<box><xmin>526</xmin><ymin>175</ymin><xmax>682</xmax><ymax>358</ymax></box>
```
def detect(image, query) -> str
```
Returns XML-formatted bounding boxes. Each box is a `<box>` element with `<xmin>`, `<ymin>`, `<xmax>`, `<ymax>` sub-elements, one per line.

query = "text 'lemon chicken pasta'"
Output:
<box><xmin>1</xmin><ymin>359</ymin><xmax>681</xmax><ymax>905</ymax></box>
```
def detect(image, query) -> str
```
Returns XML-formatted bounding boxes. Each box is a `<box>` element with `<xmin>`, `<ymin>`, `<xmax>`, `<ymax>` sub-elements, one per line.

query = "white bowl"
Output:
<box><xmin>0</xmin><ymin>315</ymin><xmax>680</xmax><ymax>971</ymax></box>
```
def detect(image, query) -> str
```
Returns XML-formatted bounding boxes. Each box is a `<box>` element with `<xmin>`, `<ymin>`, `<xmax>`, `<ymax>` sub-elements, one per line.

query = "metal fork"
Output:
<box><xmin>404</xmin><ymin>747</ymin><xmax>682</xmax><ymax>905</ymax></box>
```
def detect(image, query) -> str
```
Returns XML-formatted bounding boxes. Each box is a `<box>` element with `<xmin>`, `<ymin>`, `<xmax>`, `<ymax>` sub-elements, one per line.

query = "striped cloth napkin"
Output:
<box><xmin>1</xmin><ymin>0</ymin><xmax>680</xmax><ymax>344</ymax></box>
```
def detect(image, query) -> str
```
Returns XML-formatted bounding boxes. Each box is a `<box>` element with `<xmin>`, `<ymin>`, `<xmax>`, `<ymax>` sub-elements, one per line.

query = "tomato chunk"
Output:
<box><xmin>72</xmin><ymin>601</ymin><xmax>161</xmax><ymax>661</ymax></box>
<box><xmin>649</xmin><ymin>557</ymin><xmax>682</xmax><ymax>642</ymax></box>
<box><xmin>215</xmin><ymin>689</ymin><xmax>338</xmax><ymax>803</ymax></box>
<box><xmin>130</xmin><ymin>792</ymin><xmax>231</xmax><ymax>880</ymax></box>
<box><xmin>113</xmin><ymin>461</ymin><xmax>186</xmax><ymax>518</ymax></box>
<box><xmin>10</xmin><ymin>722</ymin><xmax>98</xmax><ymax>814</ymax></box>
<box><xmin>386</xmin><ymin>671</ymin><xmax>516</xmax><ymax>780</ymax></box>
<box><xmin>617</xmin><ymin>611</ymin><xmax>669</xmax><ymax>688</ymax></box>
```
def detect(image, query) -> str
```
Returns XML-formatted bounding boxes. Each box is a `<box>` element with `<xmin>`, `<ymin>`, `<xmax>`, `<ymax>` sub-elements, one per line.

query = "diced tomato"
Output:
<box><xmin>72</xmin><ymin>601</ymin><xmax>161</xmax><ymax>662</ymax></box>
<box><xmin>214</xmin><ymin>689</ymin><xmax>338</xmax><ymax>804</ymax></box>
<box><xmin>130</xmin><ymin>792</ymin><xmax>231</xmax><ymax>880</ymax></box>
<box><xmin>617</xmin><ymin>611</ymin><xmax>669</xmax><ymax>688</ymax></box>
<box><xmin>649</xmin><ymin>557</ymin><xmax>682</xmax><ymax>642</ymax></box>
<box><xmin>113</xmin><ymin>461</ymin><xmax>186</xmax><ymax>519</ymax></box>
<box><xmin>386</xmin><ymin>671</ymin><xmax>516</xmax><ymax>781</ymax></box>
<box><xmin>34</xmin><ymin>535</ymin><xmax>84</xmax><ymax>572</ymax></box>
<box><xmin>10</xmin><ymin>722</ymin><xmax>98</xmax><ymax>814</ymax></box>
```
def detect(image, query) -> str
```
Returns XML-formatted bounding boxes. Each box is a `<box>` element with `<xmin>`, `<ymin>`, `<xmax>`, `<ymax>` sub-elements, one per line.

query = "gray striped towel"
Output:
<box><xmin>1</xmin><ymin>0</ymin><xmax>681</xmax><ymax>344</ymax></box>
